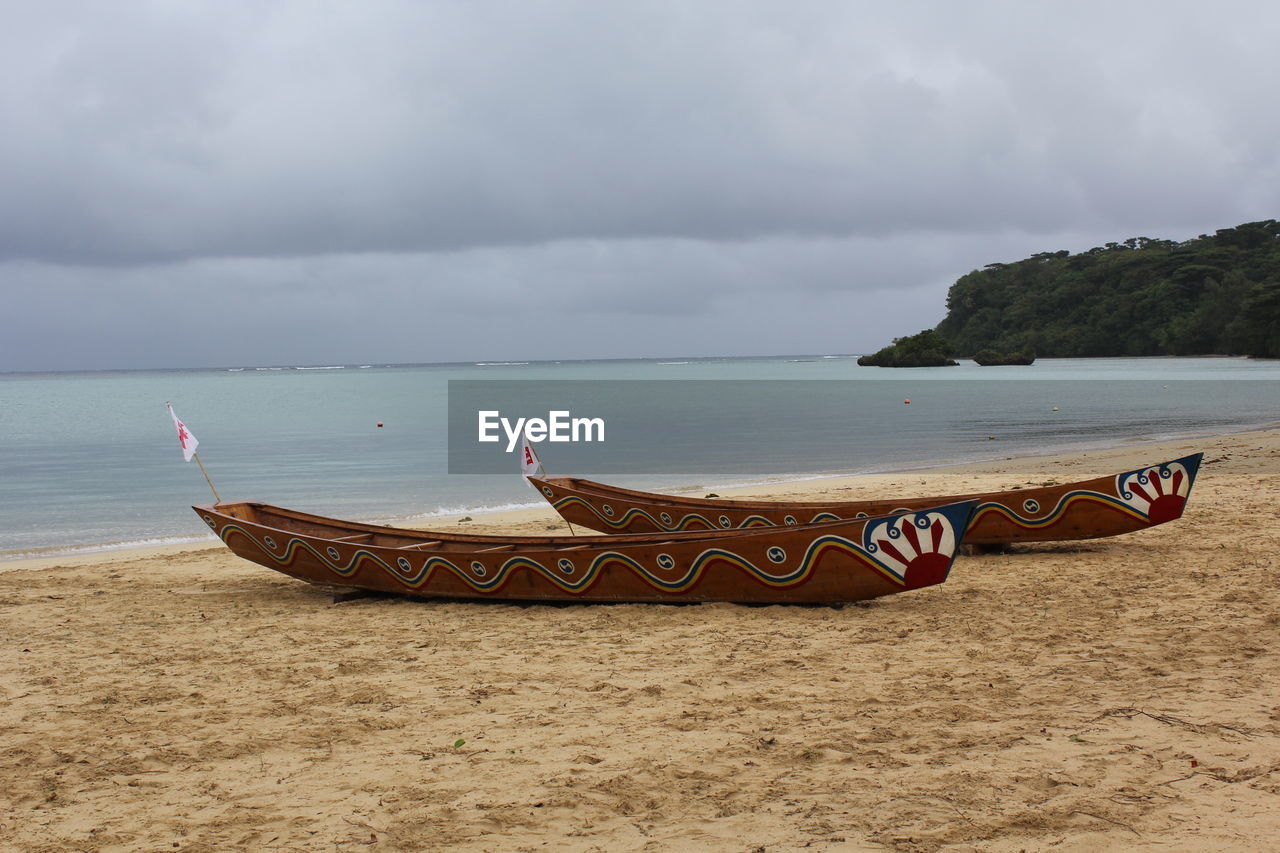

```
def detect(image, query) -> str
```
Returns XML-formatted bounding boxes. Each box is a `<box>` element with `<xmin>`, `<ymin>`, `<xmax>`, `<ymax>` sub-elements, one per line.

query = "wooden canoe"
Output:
<box><xmin>529</xmin><ymin>452</ymin><xmax>1202</xmax><ymax>545</ymax></box>
<box><xmin>195</xmin><ymin>499</ymin><xmax>976</xmax><ymax>604</ymax></box>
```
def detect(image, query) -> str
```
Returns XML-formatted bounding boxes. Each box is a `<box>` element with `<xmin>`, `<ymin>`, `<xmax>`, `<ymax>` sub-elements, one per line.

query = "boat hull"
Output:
<box><xmin>531</xmin><ymin>453</ymin><xmax>1202</xmax><ymax>545</ymax></box>
<box><xmin>195</xmin><ymin>499</ymin><xmax>976</xmax><ymax>604</ymax></box>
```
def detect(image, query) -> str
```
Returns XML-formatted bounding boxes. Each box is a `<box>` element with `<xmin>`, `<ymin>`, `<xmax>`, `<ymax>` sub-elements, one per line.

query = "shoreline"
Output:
<box><xmin>5</xmin><ymin>357</ymin><xmax>1277</xmax><ymax>563</ymax></box>
<box><xmin>5</xmin><ymin>423</ymin><xmax>1274</xmax><ymax>575</ymax></box>
<box><xmin>3</xmin><ymin>424</ymin><xmax>1278</xmax><ymax>849</ymax></box>
<box><xmin>5</xmin><ymin>421</ymin><xmax>1275</xmax><ymax>571</ymax></box>
<box><xmin>656</xmin><ymin>417</ymin><xmax>1280</xmax><ymax>494</ymax></box>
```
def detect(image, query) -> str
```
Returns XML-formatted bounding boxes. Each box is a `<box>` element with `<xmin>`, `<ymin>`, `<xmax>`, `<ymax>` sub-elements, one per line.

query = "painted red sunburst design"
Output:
<box><xmin>874</xmin><ymin>515</ymin><xmax>954</xmax><ymax>588</ymax></box>
<box><xmin>1125</xmin><ymin>467</ymin><xmax>1187</xmax><ymax>524</ymax></box>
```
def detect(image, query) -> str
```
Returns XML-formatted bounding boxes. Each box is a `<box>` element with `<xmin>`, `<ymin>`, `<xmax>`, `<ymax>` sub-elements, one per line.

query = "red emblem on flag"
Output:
<box><xmin>168</xmin><ymin>404</ymin><xmax>200</xmax><ymax>462</ymax></box>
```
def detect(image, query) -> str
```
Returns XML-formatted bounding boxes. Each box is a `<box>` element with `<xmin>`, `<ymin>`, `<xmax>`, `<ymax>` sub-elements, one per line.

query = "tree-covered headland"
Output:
<box><xmin>936</xmin><ymin>219</ymin><xmax>1280</xmax><ymax>359</ymax></box>
<box><xmin>856</xmin><ymin>329</ymin><xmax>959</xmax><ymax>367</ymax></box>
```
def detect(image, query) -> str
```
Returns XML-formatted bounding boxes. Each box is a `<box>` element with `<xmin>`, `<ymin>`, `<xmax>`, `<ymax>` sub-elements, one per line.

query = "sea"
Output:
<box><xmin>1</xmin><ymin>355</ymin><xmax>1277</xmax><ymax>562</ymax></box>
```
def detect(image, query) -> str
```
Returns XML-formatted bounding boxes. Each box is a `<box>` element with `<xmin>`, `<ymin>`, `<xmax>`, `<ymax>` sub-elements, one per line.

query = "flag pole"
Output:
<box><xmin>167</xmin><ymin>400</ymin><xmax>222</xmax><ymax>504</ymax></box>
<box><xmin>193</xmin><ymin>452</ymin><xmax>222</xmax><ymax>504</ymax></box>
<box><xmin>521</xmin><ymin>432</ymin><xmax>572</xmax><ymax>534</ymax></box>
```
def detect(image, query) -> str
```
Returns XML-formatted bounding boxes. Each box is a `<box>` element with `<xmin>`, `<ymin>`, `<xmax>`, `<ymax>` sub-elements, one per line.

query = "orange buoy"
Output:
<box><xmin>376</xmin><ymin>422</ymin><xmax>384</xmax><ymax>428</ymax></box>
<box><xmin>903</xmin><ymin>399</ymin><xmax>911</xmax><ymax>404</ymax></box>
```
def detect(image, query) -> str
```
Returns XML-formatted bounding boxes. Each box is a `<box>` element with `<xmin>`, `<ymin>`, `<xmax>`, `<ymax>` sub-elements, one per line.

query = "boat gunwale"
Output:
<box><xmin>532</xmin><ymin>474</ymin><xmax>992</xmax><ymax>510</ymax></box>
<box><xmin>195</xmin><ymin>499</ymin><xmax>979</xmax><ymax>557</ymax></box>
<box><xmin>531</xmin><ymin>452</ymin><xmax>1204</xmax><ymax>512</ymax></box>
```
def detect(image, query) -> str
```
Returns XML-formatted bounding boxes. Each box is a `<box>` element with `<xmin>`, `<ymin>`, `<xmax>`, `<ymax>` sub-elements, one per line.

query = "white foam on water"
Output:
<box><xmin>387</xmin><ymin>500</ymin><xmax>544</xmax><ymax>525</ymax></box>
<box><xmin>0</xmin><ymin>534</ymin><xmax>218</xmax><ymax>567</ymax></box>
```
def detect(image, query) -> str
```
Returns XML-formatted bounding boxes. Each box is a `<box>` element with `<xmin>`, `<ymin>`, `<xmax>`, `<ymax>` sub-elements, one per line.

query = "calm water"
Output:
<box><xmin>1</xmin><ymin>355</ymin><xmax>1276</xmax><ymax>560</ymax></box>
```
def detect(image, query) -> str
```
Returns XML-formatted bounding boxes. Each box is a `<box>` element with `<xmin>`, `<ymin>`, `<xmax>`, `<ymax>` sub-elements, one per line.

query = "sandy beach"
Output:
<box><xmin>3</xmin><ymin>429</ymin><xmax>1278</xmax><ymax>852</ymax></box>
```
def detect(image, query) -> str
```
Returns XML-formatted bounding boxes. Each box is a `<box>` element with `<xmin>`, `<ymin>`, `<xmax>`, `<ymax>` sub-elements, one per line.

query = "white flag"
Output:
<box><xmin>520</xmin><ymin>431</ymin><xmax>544</xmax><ymax>484</ymax></box>
<box><xmin>168</xmin><ymin>404</ymin><xmax>199</xmax><ymax>462</ymax></box>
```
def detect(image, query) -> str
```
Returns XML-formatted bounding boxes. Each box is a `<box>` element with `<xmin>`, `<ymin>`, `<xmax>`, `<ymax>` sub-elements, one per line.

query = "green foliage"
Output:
<box><xmin>858</xmin><ymin>329</ymin><xmax>959</xmax><ymax>367</ymax></box>
<box><xmin>935</xmin><ymin>220</ymin><xmax>1280</xmax><ymax>358</ymax></box>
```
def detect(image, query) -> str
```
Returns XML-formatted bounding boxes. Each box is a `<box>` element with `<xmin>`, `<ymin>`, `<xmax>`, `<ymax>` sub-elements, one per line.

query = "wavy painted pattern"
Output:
<box><xmin>548</xmin><ymin>453</ymin><xmax>1201</xmax><ymax>535</ymax></box>
<box><xmin>207</xmin><ymin>504</ymin><xmax>968</xmax><ymax>598</ymax></box>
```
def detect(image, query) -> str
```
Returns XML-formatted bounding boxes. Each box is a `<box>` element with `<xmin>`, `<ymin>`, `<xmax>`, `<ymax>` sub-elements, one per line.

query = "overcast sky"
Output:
<box><xmin>2</xmin><ymin>1</ymin><xmax>1278</xmax><ymax>371</ymax></box>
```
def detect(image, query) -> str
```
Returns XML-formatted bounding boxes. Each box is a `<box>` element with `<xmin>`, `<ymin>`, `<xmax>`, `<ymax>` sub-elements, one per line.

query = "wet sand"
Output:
<box><xmin>2</xmin><ymin>429</ymin><xmax>1278</xmax><ymax>851</ymax></box>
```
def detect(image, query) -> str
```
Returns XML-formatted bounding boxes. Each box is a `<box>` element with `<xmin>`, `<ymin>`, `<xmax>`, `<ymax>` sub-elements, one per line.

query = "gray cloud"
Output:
<box><xmin>0</xmin><ymin>228</ymin><xmax>1133</xmax><ymax>372</ymax></box>
<box><xmin>2</xmin><ymin>1</ymin><xmax>1278</xmax><ymax>369</ymax></box>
